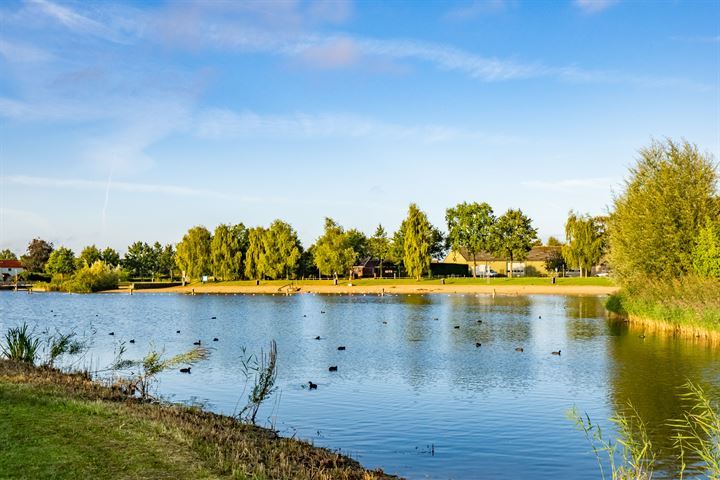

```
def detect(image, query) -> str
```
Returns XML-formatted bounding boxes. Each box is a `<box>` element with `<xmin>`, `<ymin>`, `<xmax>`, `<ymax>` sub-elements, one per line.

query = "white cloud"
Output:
<box><xmin>573</xmin><ymin>0</ymin><xmax>620</xmax><ymax>14</ymax></box>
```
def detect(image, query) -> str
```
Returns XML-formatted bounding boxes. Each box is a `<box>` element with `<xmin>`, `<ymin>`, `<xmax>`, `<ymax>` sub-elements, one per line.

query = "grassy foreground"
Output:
<box><xmin>0</xmin><ymin>361</ymin><xmax>395</xmax><ymax>480</ymax></box>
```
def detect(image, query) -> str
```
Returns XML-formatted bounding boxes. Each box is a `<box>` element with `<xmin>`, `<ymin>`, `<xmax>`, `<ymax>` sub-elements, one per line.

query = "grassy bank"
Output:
<box><xmin>0</xmin><ymin>361</ymin><xmax>395</xmax><ymax>480</ymax></box>
<box><xmin>606</xmin><ymin>276</ymin><xmax>720</xmax><ymax>340</ymax></box>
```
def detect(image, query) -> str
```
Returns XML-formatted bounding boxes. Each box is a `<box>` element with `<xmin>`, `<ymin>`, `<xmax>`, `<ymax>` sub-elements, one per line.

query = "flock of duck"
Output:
<box><xmin>101</xmin><ymin>309</ymin><xmax>563</xmax><ymax>390</ymax></box>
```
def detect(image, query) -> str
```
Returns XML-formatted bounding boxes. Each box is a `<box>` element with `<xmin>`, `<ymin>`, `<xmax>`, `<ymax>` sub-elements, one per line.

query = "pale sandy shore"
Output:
<box><xmin>122</xmin><ymin>283</ymin><xmax>619</xmax><ymax>296</ymax></box>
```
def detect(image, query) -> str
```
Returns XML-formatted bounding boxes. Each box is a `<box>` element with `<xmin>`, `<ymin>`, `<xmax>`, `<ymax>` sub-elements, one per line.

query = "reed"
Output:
<box><xmin>1</xmin><ymin>324</ymin><xmax>40</xmax><ymax>364</ymax></box>
<box><xmin>238</xmin><ymin>340</ymin><xmax>278</xmax><ymax>424</ymax></box>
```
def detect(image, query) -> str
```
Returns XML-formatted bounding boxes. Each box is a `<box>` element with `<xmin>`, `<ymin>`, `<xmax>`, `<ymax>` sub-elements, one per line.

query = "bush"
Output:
<box><xmin>63</xmin><ymin>261</ymin><xmax>120</xmax><ymax>293</ymax></box>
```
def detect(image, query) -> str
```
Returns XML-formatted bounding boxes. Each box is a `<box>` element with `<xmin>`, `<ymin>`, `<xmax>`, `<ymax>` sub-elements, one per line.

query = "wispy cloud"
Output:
<box><xmin>573</xmin><ymin>0</ymin><xmax>620</xmax><ymax>14</ymax></box>
<box><xmin>194</xmin><ymin>108</ymin><xmax>520</xmax><ymax>144</ymax></box>
<box><xmin>3</xmin><ymin>175</ymin><xmax>243</xmax><ymax>201</ymax></box>
<box><xmin>0</xmin><ymin>38</ymin><xmax>53</xmax><ymax>63</ymax></box>
<box><xmin>444</xmin><ymin>0</ymin><xmax>511</xmax><ymax>21</ymax></box>
<box><xmin>521</xmin><ymin>177</ymin><xmax>617</xmax><ymax>191</ymax></box>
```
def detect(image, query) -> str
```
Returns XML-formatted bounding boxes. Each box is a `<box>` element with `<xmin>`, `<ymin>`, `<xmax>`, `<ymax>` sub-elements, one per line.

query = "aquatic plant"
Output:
<box><xmin>1</xmin><ymin>324</ymin><xmax>40</xmax><ymax>363</ymax></box>
<box><xmin>567</xmin><ymin>403</ymin><xmax>654</xmax><ymax>480</ymax></box>
<box><xmin>670</xmin><ymin>382</ymin><xmax>720</xmax><ymax>479</ymax></box>
<box><xmin>570</xmin><ymin>381</ymin><xmax>720</xmax><ymax>480</ymax></box>
<box><xmin>113</xmin><ymin>346</ymin><xmax>210</xmax><ymax>400</ymax></box>
<box><xmin>238</xmin><ymin>340</ymin><xmax>278</xmax><ymax>425</ymax></box>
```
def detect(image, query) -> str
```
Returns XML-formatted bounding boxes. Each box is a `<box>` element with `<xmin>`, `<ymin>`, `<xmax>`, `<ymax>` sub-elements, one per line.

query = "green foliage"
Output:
<box><xmin>562</xmin><ymin>211</ymin><xmax>606</xmax><ymax>277</ymax></box>
<box><xmin>78</xmin><ymin>245</ymin><xmax>101</xmax><ymax>268</ymax></box>
<box><xmin>154</xmin><ymin>242</ymin><xmax>175</xmax><ymax>279</ymax></box>
<box><xmin>693</xmin><ymin>220</ymin><xmax>720</xmax><ymax>278</ymax></box>
<box><xmin>260</xmin><ymin>220</ymin><xmax>301</xmax><ymax>280</ymax></box>
<box><xmin>45</xmin><ymin>247</ymin><xmax>76</xmax><ymax>278</ymax></box>
<box><xmin>368</xmin><ymin>224</ymin><xmax>391</xmax><ymax>277</ymax></box>
<box><xmin>123</xmin><ymin>241</ymin><xmax>155</xmax><ymax>278</ymax></box>
<box><xmin>1</xmin><ymin>324</ymin><xmax>40</xmax><ymax>363</ymax></box>
<box><xmin>607</xmin><ymin>276</ymin><xmax>720</xmax><ymax>331</ymax></box>
<box><xmin>100</xmin><ymin>247</ymin><xmax>121</xmax><ymax>267</ymax></box>
<box><xmin>446</xmin><ymin>202</ymin><xmax>495</xmax><ymax>277</ymax></box>
<box><xmin>244</xmin><ymin>227</ymin><xmax>266</xmax><ymax>280</ymax></box>
<box><xmin>345</xmin><ymin>229</ymin><xmax>368</xmax><ymax>261</ymax></box>
<box><xmin>211</xmin><ymin>223</ymin><xmax>246</xmax><ymax>280</ymax></box>
<box><xmin>402</xmin><ymin>203</ymin><xmax>432</xmax><ymax>280</ymax></box>
<box><xmin>1</xmin><ymin>324</ymin><xmax>86</xmax><ymax>367</ymax></box>
<box><xmin>63</xmin><ymin>261</ymin><xmax>120</xmax><ymax>293</ymax></box>
<box><xmin>545</xmin><ymin>250</ymin><xmax>566</xmax><ymax>273</ymax></box>
<box><xmin>492</xmin><ymin>209</ymin><xmax>537</xmax><ymax>277</ymax></box>
<box><xmin>21</xmin><ymin>238</ymin><xmax>53</xmax><ymax>272</ymax></box>
<box><xmin>175</xmin><ymin>226</ymin><xmax>212</xmax><ymax>281</ymax></box>
<box><xmin>609</xmin><ymin>139</ymin><xmax>719</xmax><ymax>284</ymax></box>
<box><xmin>313</xmin><ymin>218</ymin><xmax>357</xmax><ymax>277</ymax></box>
<box><xmin>238</xmin><ymin>340</ymin><xmax>278</xmax><ymax>425</ymax></box>
<box><xmin>546</xmin><ymin>236</ymin><xmax>563</xmax><ymax>246</ymax></box>
<box><xmin>0</xmin><ymin>249</ymin><xmax>17</xmax><ymax>260</ymax></box>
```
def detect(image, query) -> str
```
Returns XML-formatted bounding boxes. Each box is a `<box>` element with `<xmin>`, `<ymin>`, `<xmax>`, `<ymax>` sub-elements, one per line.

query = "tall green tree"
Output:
<box><xmin>368</xmin><ymin>224</ymin><xmax>391</xmax><ymax>278</ymax></box>
<box><xmin>21</xmin><ymin>238</ymin><xmax>53</xmax><ymax>272</ymax></box>
<box><xmin>45</xmin><ymin>247</ymin><xmax>76</xmax><ymax>278</ymax></box>
<box><xmin>312</xmin><ymin>218</ymin><xmax>356</xmax><ymax>278</ymax></box>
<box><xmin>608</xmin><ymin>139</ymin><xmax>719</xmax><ymax>283</ymax></box>
<box><xmin>244</xmin><ymin>227</ymin><xmax>266</xmax><ymax>280</ymax></box>
<box><xmin>175</xmin><ymin>226</ymin><xmax>212</xmax><ymax>281</ymax></box>
<box><xmin>402</xmin><ymin>203</ymin><xmax>432</xmax><ymax>280</ymax></box>
<box><xmin>693</xmin><ymin>220</ymin><xmax>720</xmax><ymax>278</ymax></box>
<box><xmin>100</xmin><ymin>247</ymin><xmax>121</xmax><ymax>267</ymax></box>
<box><xmin>492</xmin><ymin>209</ymin><xmax>537</xmax><ymax>278</ymax></box>
<box><xmin>260</xmin><ymin>220</ymin><xmax>301</xmax><ymax>280</ymax></box>
<box><xmin>0</xmin><ymin>249</ymin><xmax>17</xmax><ymax>260</ymax></box>
<box><xmin>446</xmin><ymin>201</ymin><xmax>495</xmax><ymax>277</ymax></box>
<box><xmin>78</xmin><ymin>245</ymin><xmax>102</xmax><ymax>268</ymax></box>
<box><xmin>211</xmin><ymin>223</ymin><xmax>246</xmax><ymax>280</ymax></box>
<box><xmin>546</xmin><ymin>236</ymin><xmax>563</xmax><ymax>246</ymax></box>
<box><xmin>156</xmin><ymin>243</ymin><xmax>175</xmax><ymax>279</ymax></box>
<box><xmin>124</xmin><ymin>241</ymin><xmax>154</xmax><ymax>278</ymax></box>
<box><xmin>562</xmin><ymin>211</ymin><xmax>606</xmax><ymax>277</ymax></box>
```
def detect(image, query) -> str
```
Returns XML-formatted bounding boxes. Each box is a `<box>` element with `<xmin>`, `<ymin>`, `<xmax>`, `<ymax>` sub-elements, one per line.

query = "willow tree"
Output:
<box><xmin>608</xmin><ymin>139</ymin><xmax>719</xmax><ymax>283</ymax></box>
<box><xmin>402</xmin><ymin>203</ymin><xmax>432</xmax><ymax>280</ymax></box>
<box><xmin>491</xmin><ymin>209</ymin><xmax>537</xmax><ymax>277</ymax></box>
<box><xmin>562</xmin><ymin>212</ymin><xmax>605</xmax><ymax>277</ymax></box>
<box><xmin>446</xmin><ymin>201</ymin><xmax>495</xmax><ymax>277</ymax></box>
<box><xmin>175</xmin><ymin>226</ymin><xmax>211</xmax><ymax>281</ymax></box>
<box><xmin>211</xmin><ymin>223</ymin><xmax>247</xmax><ymax>280</ymax></box>
<box><xmin>313</xmin><ymin>218</ymin><xmax>356</xmax><ymax>278</ymax></box>
<box><xmin>260</xmin><ymin>220</ymin><xmax>301</xmax><ymax>280</ymax></box>
<box><xmin>244</xmin><ymin>227</ymin><xmax>266</xmax><ymax>280</ymax></box>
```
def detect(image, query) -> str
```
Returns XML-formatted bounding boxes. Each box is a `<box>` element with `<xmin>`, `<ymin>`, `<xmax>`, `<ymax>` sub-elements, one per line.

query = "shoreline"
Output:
<box><xmin>120</xmin><ymin>283</ymin><xmax>619</xmax><ymax>296</ymax></box>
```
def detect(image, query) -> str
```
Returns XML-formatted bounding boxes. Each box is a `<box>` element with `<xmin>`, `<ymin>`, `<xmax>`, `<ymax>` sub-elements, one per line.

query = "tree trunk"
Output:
<box><xmin>472</xmin><ymin>255</ymin><xmax>477</xmax><ymax>278</ymax></box>
<box><xmin>508</xmin><ymin>253</ymin><xmax>513</xmax><ymax>278</ymax></box>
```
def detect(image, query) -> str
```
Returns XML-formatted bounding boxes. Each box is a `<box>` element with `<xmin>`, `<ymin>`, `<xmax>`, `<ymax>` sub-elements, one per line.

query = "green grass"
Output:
<box><xmin>606</xmin><ymin>276</ymin><xmax>720</xmax><ymax>334</ymax></box>
<box><xmin>192</xmin><ymin>276</ymin><xmax>615</xmax><ymax>288</ymax></box>
<box><xmin>0</xmin><ymin>361</ymin><xmax>393</xmax><ymax>480</ymax></box>
<box><xmin>0</xmin><ymin>383</ymin><xmax>216</xmax><ymax>480</ymax></box>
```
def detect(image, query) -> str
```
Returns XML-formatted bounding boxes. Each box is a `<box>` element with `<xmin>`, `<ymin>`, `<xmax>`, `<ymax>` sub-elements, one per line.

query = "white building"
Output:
<box><xmin>0</xmin><ymin>260</ymin><xmax>24</xmax><ymax>281</ymax></box>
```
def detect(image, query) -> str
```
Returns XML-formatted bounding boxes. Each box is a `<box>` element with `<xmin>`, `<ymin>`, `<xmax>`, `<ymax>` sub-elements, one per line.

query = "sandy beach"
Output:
<box><xmin>141</xmin><ymin>283</ymin><xmax>619</xmax><ymax>296</ymax></box>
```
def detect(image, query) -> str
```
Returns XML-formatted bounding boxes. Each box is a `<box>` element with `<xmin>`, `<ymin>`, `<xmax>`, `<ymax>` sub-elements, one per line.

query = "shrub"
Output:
<box><xmin>63</xmin><ymin>261</ymin><xmax>120</xmax><ymax>293</ymax></box>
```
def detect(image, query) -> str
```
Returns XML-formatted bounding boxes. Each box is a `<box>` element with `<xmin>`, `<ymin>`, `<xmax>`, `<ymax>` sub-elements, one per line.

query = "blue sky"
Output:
<box><xmin>0</xmin><ymin>0</ymin><xmax>718</xmax><ymax>255</ymax></box>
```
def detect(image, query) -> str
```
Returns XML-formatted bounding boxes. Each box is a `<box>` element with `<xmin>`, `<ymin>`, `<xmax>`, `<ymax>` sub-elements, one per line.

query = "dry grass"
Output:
<box><xmin>0</xmin><ymin>360</ymin><xmax>397</xmax><ymax>480</ymax></box>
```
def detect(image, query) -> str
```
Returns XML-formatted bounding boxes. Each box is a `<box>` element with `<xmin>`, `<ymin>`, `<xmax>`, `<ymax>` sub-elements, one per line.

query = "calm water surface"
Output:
<box><xmin>2</xmin><ymin>292</ymin><xmax>718</xmax><ymax>479</ymax></box>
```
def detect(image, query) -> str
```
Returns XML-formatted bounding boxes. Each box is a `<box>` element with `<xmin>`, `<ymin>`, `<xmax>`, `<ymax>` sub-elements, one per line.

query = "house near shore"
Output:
<box><xmin>0</xmin><ymin>260</ymin><xmax>24</xmax><ymax>282</ymax></box>
<box><xmin>352</xmin><ymin>257</ymin><xmax>398</xmax><ymax>278</ymax></box>
<box><xmin>443</xmin><ymin>246</ymin><xmax>562</xmax><ymax>277</ymax></box>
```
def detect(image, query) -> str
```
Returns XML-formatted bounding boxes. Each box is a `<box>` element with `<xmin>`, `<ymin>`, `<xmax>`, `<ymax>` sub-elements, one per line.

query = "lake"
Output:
<box><xmin>1</xmin><ymin>291</ymin><xmax>718</xmax><ymax>479</ymax></box>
